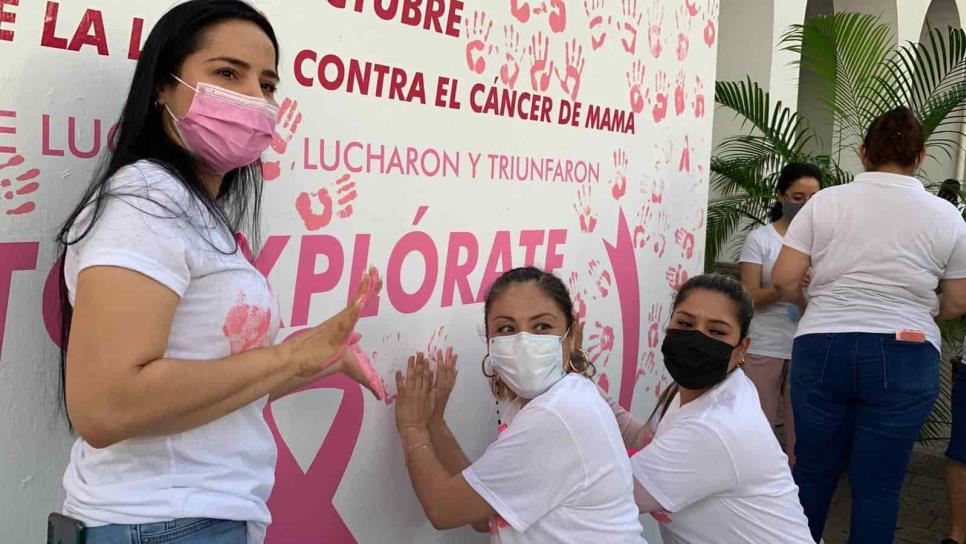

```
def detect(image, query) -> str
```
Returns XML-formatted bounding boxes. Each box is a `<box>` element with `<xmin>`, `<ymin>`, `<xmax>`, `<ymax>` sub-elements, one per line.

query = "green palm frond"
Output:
<box><xmin>781</xmin><ymin>12</ymin><xmax>895</xmax><ymax>151</ymax></box>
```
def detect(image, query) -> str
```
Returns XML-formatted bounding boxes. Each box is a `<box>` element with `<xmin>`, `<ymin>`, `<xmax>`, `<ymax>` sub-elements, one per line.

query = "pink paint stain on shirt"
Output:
<box><xmin>222</xmin><ymin>292</ymin><xmax>272</xmax><ymax>354</ymax></box>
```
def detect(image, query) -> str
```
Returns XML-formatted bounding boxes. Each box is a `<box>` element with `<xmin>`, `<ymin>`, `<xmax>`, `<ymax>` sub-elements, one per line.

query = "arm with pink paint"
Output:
<box><xmin>269</xmin><ymin>269</ymin><xmax>386</xmax><ymax>401</ymax></box>
<box><xmin>396</xmin><ymin>354</ymin><xmax>495</xmax><ymax>530</ymax></box>
<box><xmin>67</xmin><ymin>268</ymin><xmax>374</xmax><ymax>449</ymax></box>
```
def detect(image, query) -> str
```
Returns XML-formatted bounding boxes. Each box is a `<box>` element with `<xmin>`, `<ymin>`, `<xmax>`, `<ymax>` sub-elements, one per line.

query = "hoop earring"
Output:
<box><xmin>481</xmin><ymin>354</ymin><xmax>496</xmax><ymax>378</ymax></box>
<box><xmin>568</xmin><ymin>349</ymin><xmax>588</xmax><ymax>372</ymax></box>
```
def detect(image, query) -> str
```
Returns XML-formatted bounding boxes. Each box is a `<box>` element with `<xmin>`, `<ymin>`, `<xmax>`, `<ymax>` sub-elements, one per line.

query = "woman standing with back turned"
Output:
<box><xmin>773</xmin><ymin>107</ymin><xmax>966</xmax><ymax>543</ymax></box>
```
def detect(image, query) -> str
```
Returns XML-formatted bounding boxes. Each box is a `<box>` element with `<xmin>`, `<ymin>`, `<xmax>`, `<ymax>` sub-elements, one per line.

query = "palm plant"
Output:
<box><xmin>708</xmin><ymin>12</ymin><xmax>966</xmax><ymax>440</ymax></box>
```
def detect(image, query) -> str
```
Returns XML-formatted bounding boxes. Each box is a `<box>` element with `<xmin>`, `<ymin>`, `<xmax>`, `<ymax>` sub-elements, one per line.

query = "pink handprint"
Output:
<box><xmin>528</xmin><ymin>32</ymin><xmax>555</xmax><ymax>93</ymax></box>
<box><xmin>637</xmin><ymin>350</ymin><xmax>657</xmax><ymax>381</ymax></box>
<box><xmin>511</xmin><ymin>0</ymin><xmax>532</xmax><ymax>22</ymax></box>
<box><xmin>693</xmin><ymin>75</ymin><xmax>706</xmax><ymax>117</ymax></box>
<box><xmin>626</xmin><ymin>59</ymin><xmax>647</xmax><ymax>114</ymax></box>
<box><xmin>548</xmin><ymin>0</ymin><xmax>567</xmax><ymax>33</ymax></box>
<box><xmin>222</xmin><ymin>292</ymin><xmax>272</xmax><ymax>354</ymax></box>
<box><xmin>633</xmin><ymin>204</ymin><xmax>653</xmax><ymax>248</ymax></box>
<box><xmin>587</xmin><ymin>321</ymin><xmax>616</xmax><ymax>367</ymax></box>
<box><xmin>574</xmin><ymin>183</ymin><xmax>597</xmax><ymax>233</ymax></box>
<box><xmin>465</xmin><ymin>11</ymin><xmax>495</xmax><ymax>75</ymax></box>
<box><xmin>684</xmin><ymin>0</ymin><xmax>698</xmax><ymax>17</ymax></box>
<box><xmin>555</xmin><ymin>39</ymin><xmax>585</xmax><ymax>100</ymax></box>
<box><xmin>646</xmin><ymin>1</ymin><xmax>664</xmax><ymax>58</ymax></box>
<box><xmin>647</xmin><ymin>304</ymin><xmax>664</xmax><ymax>348</ymax></box>
<box><xmin>263</xmin><ymin>98</ymin><xmax>302</xmax><ymax>182</ymax></box>
<box><xmin>584</xmin><ymin>0</ymin><xmax>609</xmax><ymax>50</ymax></box>
<box><xmin>648</xmin><ymin>210</ymin><xmax>669</xmax><ymax>257</ymax></box>
<box><xmin>675</xmin><ymin>4</ymin><xmax>691</xmax><ymax>60</ymax></box>
<box><xmin>588</xmin><ymin>259</ymin><xmax>613</xmax><ymax>299</ymax></box>
<box><xmin>703</xmin><ymin>0</ymin><xmax>718</xmax><ymax>46</ymax></box>
<box><xmin>295</xmin><ymin>173</ymin><xmax>357</xmax><ymax>231</ymax></box>
<box><xmin>674</xmin><ymin>70</ymin><xmax>687</xmax><ymax>116</ymax></box>
<box><xmin>0</xmin><ymin>155</ymin><xmax>40</xmax><ymax>216</ymax></box>
<box><xmin>611</xmin><ymin>149</ymin><xmax>629</xmax><ymax>200</ymax></box>
<box><xmin>648</xmin><ymin>177</ymin><xmax>666</xmax><ymax>204</ymax></box>
<box><xmin>650</xmin><ymin>70</ymin><xmax>669</xmax><ymax>123</ymax></box>
<box><xmin>679</xmin><ymin>135</ymin><xmax>692</xmax><ymax>173</ymax></box>
<box><xmin>674</xmin><ymin>227</ymin><xmax>695</xmax><ymax>259</ymax></box>
<box><xmin>617</xmin><ymin>0</ymin><xmax>643</xmax><ymax>54</ymax></box>
<box><xmin>568</xmin><ymin>271</ymin><xmax>588</xmax><ymax>319</ymax></box>
<box><xmin>666</xmin><ymin>264</ymin><xmax>689</xmax><ymax>290</ymax></box>
<box><xmin>501</xmin><ymin>25</ymin><xmax>523</xmax><ymax>88</ymax></box>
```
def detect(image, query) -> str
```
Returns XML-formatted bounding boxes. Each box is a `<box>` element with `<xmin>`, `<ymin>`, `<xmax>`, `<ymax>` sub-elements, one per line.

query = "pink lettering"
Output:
<box><xmin>476</xmin><ymin>231</ymin><xmax>512</xmax><ymax>302</ymax></box>
<box><xmin>441</xmin><ymin>231</ymin><xmax>478</xmax><ymax>307</ymax></box>
<box><xmin>0</xmin><ymin>242</ymin><xmax>39</xmax><ymax>361</ymax></box>
<box><xmin>290</xmin><ymin>235</ymin><xmax>344</xmax><ymax>327</ymax></box>
<box><xmin>386</xmin><ymin>231</ymin><xmax>438</xmax><ymax>313</ymax></box>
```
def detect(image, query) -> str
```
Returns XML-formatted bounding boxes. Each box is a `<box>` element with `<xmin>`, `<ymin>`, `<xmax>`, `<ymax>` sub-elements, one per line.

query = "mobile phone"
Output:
<box><xmin>47</xmin><ymin>513</ymin><xmax>86</xmax><ymax>544</ymax></box>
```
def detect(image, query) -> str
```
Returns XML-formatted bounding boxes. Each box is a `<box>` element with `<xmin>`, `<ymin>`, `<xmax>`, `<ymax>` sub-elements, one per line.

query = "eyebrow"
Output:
<box><xmin>492</xmin><ymin>313</ymin><xmax>558</xmax><ymax>322</ymax></box>
<box><xmin>207</xmin><ymin>56</ymin><xmax>279</xmax><ymax>81</ymax></box>
<box><xmin>675</xmin><ymin>311</ymin><xmax>734</xmax><ymax>328</ymax></box>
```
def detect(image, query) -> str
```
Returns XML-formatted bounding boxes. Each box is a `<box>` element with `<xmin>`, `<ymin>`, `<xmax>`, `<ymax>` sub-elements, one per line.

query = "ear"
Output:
<box><xmin>917</xmin><ymin>148</ymin><xmax>928</xmax><ymax>169</ymax></box>
<box><xmin>858</xmin><ymin>145</ymin><xmax>869</xmax><ymax>170</ymax></box>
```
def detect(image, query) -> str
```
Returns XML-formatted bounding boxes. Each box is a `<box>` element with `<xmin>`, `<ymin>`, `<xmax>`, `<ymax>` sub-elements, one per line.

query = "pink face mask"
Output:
<box><xmin>166</xmin><ymin>75</ymin><xmax>278</xmax><ymax>175</ymax></box>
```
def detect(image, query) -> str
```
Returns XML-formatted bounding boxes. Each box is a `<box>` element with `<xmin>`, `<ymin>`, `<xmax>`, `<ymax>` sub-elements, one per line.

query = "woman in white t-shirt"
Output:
<box><xmin>55</xmin><ymin>2</ymin><xmax>382</xmax><ymax>542</ymax></box>
<box><xmin>739</xmin><ymin>162</ymin><xmax>822</xmax><ymax>464</ymax></box>
<box><xmin>773</xmin><ymin>107</ymin><xmax>966</xmax><ymax>543</ymax></box>
<box><xmin>602</xmin><ymin>274</ymin><xmax>813</xmax><ymax>544</ymax></box>
<box><xmin>393</xmin><ymin>266</ymin><xmax>645</xmax><ymax>543</ymax></box>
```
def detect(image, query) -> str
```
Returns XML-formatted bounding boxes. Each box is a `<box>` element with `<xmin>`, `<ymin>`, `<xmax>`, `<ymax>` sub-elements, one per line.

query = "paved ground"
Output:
<box><xmin>823</xmin><ymin>445</ymin><xmax>950</xmax><ymax>544</ymax></box>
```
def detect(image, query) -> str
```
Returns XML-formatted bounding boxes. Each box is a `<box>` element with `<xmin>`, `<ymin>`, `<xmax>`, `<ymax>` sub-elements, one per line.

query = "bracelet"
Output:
<box><xmin>402</xmin><ymin>424</ymin><xmax>428</xmax><ymax>432</ymax></box>
<box><xmin>407</xmin><ymin>442</ymin><xmax>434</xmax><ymax>464</ymax></box>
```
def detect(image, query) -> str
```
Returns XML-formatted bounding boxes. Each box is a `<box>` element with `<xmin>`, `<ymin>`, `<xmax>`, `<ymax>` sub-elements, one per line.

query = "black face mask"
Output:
<box><xmin>661</xmin><ymin>329</ymin><xmax>736</xmax><ymax>390</ymax></box>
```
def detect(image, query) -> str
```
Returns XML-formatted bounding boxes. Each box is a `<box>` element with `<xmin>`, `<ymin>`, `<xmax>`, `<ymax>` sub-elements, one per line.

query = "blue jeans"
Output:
<box><xmin>791</xmin><ymin>333</ymin><xmax>939</xmax><ymax>544</ymax></box>
<box><xmin>948</xmin><ymin>362</ymin><xmax>966</xmax><ymax>463</ymax></box>
<box><xmin>85</xmin><ymin>518</ymin><xmax>246</xmax><ymax>544</ymax></box>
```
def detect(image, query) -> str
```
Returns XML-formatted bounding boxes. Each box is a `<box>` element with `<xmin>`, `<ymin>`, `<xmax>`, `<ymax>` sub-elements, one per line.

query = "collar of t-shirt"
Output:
<box><xmin>655</xmin><ymin>371</ymin><xmax>745</xmax><ymax>434</ymax></box>
<box><xmin>852</xmin><ymin>171</ymin><xmax>924</xmax><ymax>190</ymax></box>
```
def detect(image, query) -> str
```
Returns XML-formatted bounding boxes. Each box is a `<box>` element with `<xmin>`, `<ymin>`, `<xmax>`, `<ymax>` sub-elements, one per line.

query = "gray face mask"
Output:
<box><xmin>782</xmin><ymin>202</ymin><xmax>806</xmax><ymax>221</ymax></box>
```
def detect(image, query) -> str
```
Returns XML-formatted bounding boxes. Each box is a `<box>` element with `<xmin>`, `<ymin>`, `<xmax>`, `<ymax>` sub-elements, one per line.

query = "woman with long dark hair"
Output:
<box><xmin>773</xmin><ymin>107</ymin><xmax>966</xmax><ymax>542</ymax></box>
<box><xmin>56</xmin><ymin>2</ymin><xmax>380</xmax><ymax>542</ymax></box>
<box><xmin>738</xmin><ymin>162</ymin><xmax>822</xmax><ymax>464</ymax></box>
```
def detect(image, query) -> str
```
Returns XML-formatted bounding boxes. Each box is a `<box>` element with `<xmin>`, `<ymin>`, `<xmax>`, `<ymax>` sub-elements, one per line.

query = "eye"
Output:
<box><xmin>534</xmin><ymin>322</ymin><xmax>553</xmax><ymax>332</ymax></box>
<box><xmin>709</xmin><ymin>328</ymin><xmax>728</xmax><ymax>336</ymax></box>
<box><xmin>217</xmin><ymin>68</ymin><xmax>238</xmax><ymax>80</ymax></box>
<box><xmin>261</xmin><ymin>82</ymin><xmax>278</xmax><ymax>94</ymax></box>
<box><xmin>496</xmin><ymin>325</ymin><xmax>515</xmax><ymax>334</ymax></box>
<box><xmin>675</xmin><ymin>319</ymin><xmax>694</xmax><ymax>329</ymax></box>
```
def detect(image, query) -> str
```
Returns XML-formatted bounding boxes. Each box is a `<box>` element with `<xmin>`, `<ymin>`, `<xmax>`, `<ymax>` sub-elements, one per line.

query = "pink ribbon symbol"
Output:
<box><xmin>604</xmin><ymin>209</ymin><xmax>642</xmax><ymax>411</ymax></box>
<box><xmin>263</xmin><ymin>373</ymin><xmax>364</xmax><ymax>543</ymax></box>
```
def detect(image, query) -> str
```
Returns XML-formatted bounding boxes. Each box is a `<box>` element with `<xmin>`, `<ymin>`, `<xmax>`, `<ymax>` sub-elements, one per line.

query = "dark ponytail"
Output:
<box><xmin>769</xmin><ymin>162</ymin><xmax>823</xmax><ymax>222</ymax></box>
<box><xmin>862</xmin><ymin>106</ymin><xmax>924</xmax><ymax>171</ymax></box>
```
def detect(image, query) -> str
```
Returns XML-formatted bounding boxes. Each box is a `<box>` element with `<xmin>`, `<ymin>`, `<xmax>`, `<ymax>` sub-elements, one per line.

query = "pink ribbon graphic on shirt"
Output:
<box><xmin>604</xmin><ymin>209</ymin><xmax>642</xmax><ymax>411</ymax></box>
<box><xmin>264</xmin><ymin>372</ymin><xmax>363</xmax><ymax>544</ymax></box>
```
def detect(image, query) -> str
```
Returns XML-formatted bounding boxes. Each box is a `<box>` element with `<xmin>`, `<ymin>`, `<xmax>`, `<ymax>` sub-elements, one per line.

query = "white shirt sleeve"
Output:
<box><xmin>783</xmin><ymin>197</ymin><xmax>817</xmax><ymax>256</ymax></box>
<box><xmin>630</xmin><ymin>420</ymin><xmax>738</xmax><ymax>513</ymax></box>
<box><xmin>943</xmin><ymin>217</ymin><xmax>966</xmax><ymax>280</ymax></box>
<box><xmin>739</xmin><ymin>228</ymin><xmax>765</xmax><ymax>265</ymax></box>
<box><xmin>68</xmin><ymin>164</ymin><xmax>192</xmax><ymax>297</ymax></box>
<box><xmin>462</xmin><ymin>406</ymin><xmax>585</xmax><ymax>532</ymax></box>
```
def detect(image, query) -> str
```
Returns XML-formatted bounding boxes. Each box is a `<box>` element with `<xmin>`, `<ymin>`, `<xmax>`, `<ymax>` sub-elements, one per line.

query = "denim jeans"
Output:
<box><xmin>85</xmin><ymin>518</ymin><xmax>246</xmax><ymax>544</ymax></box>
<box><xmin>791</xmin><ymin>333</ymin><xmax>939</xmax><ymax>543</ymax></box>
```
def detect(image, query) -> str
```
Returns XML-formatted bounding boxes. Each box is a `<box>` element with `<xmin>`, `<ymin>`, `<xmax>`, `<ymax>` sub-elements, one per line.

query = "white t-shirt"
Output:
<box><xmin>783</xmin><ymin>171</ymin><xmax>966</xmax><ymax>350</ymax></box>
<box><xmin>61</xmin><ymin>161</ymin><xmax>280</xmax><ymax>543</ymax></box>
<box><xmin>631</xmin><ymin>370</ymin><xmax>813</xmax><ymax>544</ymax></box>
<box><xmin>463</xmin><ymin>374</ymin><xmax>646</xmax><ymax>544</ymax></box>
<box><xmin>740</xmin><ymin>224</ymin><xmax>797</xmax><ymax>359</ymax></box>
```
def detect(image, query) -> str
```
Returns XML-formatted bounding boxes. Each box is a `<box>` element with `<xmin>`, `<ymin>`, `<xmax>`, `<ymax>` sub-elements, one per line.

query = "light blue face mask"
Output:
<box><xmin>488</xmin><ymin>330</ymin><xmax>569</xmax><ymax>399</ymax></box>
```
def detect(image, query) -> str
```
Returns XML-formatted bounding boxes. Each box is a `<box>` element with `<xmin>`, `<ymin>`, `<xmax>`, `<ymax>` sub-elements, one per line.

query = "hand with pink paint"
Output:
<box><xmin>395</xmin><ymin>352</ymin><xmax>437</xmax><ymax>431</ymax></box>
<box><xmin>646</xmin><ymin>1</ymin><xmax>664</xmax><ymax>58</ymax></box>
<box><xmin>500</xmin><ymin>25</ymin><xmax>523</xmax><ymax>89</ymax></box>
<box><xmin>548</xmin><ymin>0</ymin><xmax>567</xmax><ymax>33</ymax></box>
<box><xmin>626</xmin><ymin>60</ymin><xmax>647</xmax><ymax>114</ymax></box>
<box><xmin>430</xmin><ymin>347</ymin><xmax>458</xmax><ymax>424</ymax></box>
<box><xmin>674</xmin><ymin>4</ymin><xmax>691</xmax><ymax>61</ymax></box>
<box><xmin>703</xmin><ymin>0</ymin><xmax>718</xmax><ymax>46</ymax></box>
<box><xmin>295</xmin><ymin>173</ymin><xmax>357</xmax><ymax>231</ymax></box>
<box><xmin>650</xmin><ymin>71</ymin><xmax>669</xmax><ymax>123</ymax></box>
<box><xmin>284</xmin><ymin>267</ymin><xmax>382</xmax><ymax>379</ymax></box>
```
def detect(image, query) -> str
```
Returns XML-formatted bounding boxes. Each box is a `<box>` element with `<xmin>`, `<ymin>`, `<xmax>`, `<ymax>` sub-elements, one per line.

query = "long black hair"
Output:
<box><xmin>55</xmin><ymin>0</ymin><xmax>279</xmax><ymax>425</ymax></box>
<box><xmin>768</xmin><ymin>162</ymin><xmax>823</xmax><ymax>222</ymax></box>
